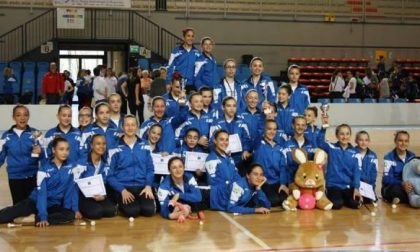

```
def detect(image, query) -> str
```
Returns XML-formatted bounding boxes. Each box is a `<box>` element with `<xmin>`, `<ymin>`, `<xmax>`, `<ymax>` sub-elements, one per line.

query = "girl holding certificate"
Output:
<box><xmin>77</xmin><ymin>134</ymin><xmax>117</xmax><ymax>220</ymax></box>
<box><xmin>158</xmin><ymin>157</ymin><xmax>205</xmax><ymax>221</ymax></box>
<box><xmin>173</xmin><ymin>128</ymin><xmax>207</xmax><ymax>185</ymax></box>
<box><xmin>253</xmin><ymin>119</ymin><xmax>288</xmax><ymax>207</ymax></box>
<box><xmin>210</xmin><ymin>96</ymin><xmax>251</xmax><ymax>174</ymax></box>
<box><xmin>205</xmin><ymin>129</ymin><xmax>241</xmax><ymax>211</ymax></box>
<box><xmin>0</xmin><ymin>105</ymin><xmax>40</xmax><ymax>205</ymax></box>
<box><xmin>0</xmin><ymin>137</ymin><xmax>80</xmax><ymax>226</ymax></box>
<box><xmin>107</xmin><ymin>115</ymin><xmax>156</xmax><ymax>218</ymax></box>
<box><xmin>355</xmin><ymin>131</ymin><xmax>378</xmax><ymax>203</ymax></box>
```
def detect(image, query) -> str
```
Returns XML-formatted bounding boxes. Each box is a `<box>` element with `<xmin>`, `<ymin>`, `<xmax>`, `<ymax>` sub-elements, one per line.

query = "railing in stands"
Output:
<box><xmin>0</xmin><ymin>9</ymin><xmax>182</xmax><ymax>62</ymax></box>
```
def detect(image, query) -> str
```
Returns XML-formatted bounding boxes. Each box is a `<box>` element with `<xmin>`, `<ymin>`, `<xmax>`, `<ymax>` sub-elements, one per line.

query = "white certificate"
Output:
<box><xmin>185</xmin><ymin>152</ymin><xmax>209</xmax><ymax>172</ymax></box>
<box><xmin>226</xmin><ymin>134</ymin><xmax>242</xmax><ymax>153</ymax></box>
<box><xmin>76</xmin><ymin>175</ymin><xmax>106</xmax><ymax>198</ymax></box>
<box><xmin>359</xmin><ymin>181</ymin><xmax>376</xmax><ymax>201</ymax></box>
<box><xmin>152</xmin><ymin>154</ymin><xmax>176</xmax><ymax>175</ymax></box>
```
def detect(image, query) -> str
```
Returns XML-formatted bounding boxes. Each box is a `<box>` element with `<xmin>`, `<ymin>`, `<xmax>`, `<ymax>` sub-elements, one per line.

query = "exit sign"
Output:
<box><xmin>130</xmin><ymin>45</ymin><xmax>140</xmax><ymax>53</ymax></box>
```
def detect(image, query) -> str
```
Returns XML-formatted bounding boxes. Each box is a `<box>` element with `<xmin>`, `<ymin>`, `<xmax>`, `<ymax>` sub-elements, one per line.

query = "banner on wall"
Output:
<box><xmin>53</xmin><ymin>0</ymin><xmax>131</xmax><ymax>8</ymax></box>
<box><xmin>375</xmin><ymin>50</ymin><xmax>388</xmax><ymax>62</ymax></box>
<box><xmin>57</xmin><ymin>8</ymin><xmax>85</xmax><ymax>29</ymax></box>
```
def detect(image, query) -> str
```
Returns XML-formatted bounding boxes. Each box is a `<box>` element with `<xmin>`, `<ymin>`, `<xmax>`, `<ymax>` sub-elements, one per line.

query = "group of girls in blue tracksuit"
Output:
<box><xmin>0</xmin><ymin>28</ymin><xmax>417</xmax><ymax>227</ymax></box>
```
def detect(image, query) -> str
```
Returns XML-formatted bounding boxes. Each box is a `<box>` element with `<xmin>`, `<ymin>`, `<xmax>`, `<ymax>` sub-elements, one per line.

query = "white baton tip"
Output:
<box><xmin>129</xmin><ymin>217</ymin><xmax>134</xmax><ymax>222</ymax></box>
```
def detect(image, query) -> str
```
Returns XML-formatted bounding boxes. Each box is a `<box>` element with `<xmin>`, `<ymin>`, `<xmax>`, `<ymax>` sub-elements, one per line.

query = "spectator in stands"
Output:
<box><xmin>363</xmin><ymin>67</ymin><xmax>379</xmax><ymax>99</ymax></box>
<box><xmin>127</xmin><ymin>68</ymin><xmax>141</xmax><ymax>123</ymax></box>
<box><xmin>2</xmin><ymin>67</ymin><xmax>16</xmax><ymax>104</ymax></box>
<box><xmin>354</xmin><ymin>71</ymin><xmax>365</xmax><ymax>98</ymax></box>
<box><xmin>149</xmin><ymin>68</ymin><xmax>168</xmax><ymax>99</ymax></box>
<box><xmin>377</xmin><ymin>56</ymin><xmax>386</xmax><ymax>79</ymax></box>
<box><xmin>117</xmin><ymin>72</ymin><xmax>129</xmax><ymax>115</ymax></box>
<box><xmin>63</xmin><ymin>70</ymin><xmax>74</xmax><ymax>105</ymax></box>
<box><xmin>42</xmin><ymin>62</ymin><xmax>64</xmax><ymax>104</ymax></box>
<box><xmin>135</xmin><ymin>70</ymin><xmax>152</xmax><ymax>124</ymax></box>
<box><xmin>92</xmin><ymin>65</ymin><xmax>108</xmax><ymax>104</ymax></box>
<box><xmin>405</xmin><ymin>74</ymin><xmax>419</xmax><ymax>102</ymax></box>
<box><xmin>76</xmin><ymin>69</ymin><xmax>93</xmax><ymax>110</ymax></box>
<box><xmin>389</xmin><ymin>64</ymin><xmax>403</xmax><ymax>97</ymax></box>
<box><xmin>105</xmin><ymin>68</ymin><xmax>118</xmax><ymax>95</ymax></box>
<box><xmin>346</xmin><ymin>71</ymin><xmax>357</xmax><ymax>99</ymax></box>
<box><xmin>379</xmin><ymin>75</ymin><xmax>390</xmax><ymax>99</ymax></box>
<box><xmin>166</xmin><ymin>27</ymin><xmax>200</xmax><ymax>93</ymax></box>
<box><xmin>194</xmin><ymin>37</ymin><xmax>218</xmax><ymax>90</ymax></box>
<box><xmin>329</xmin><ymin>69</ymin><xmax>345</xmax><ymax>99</ymax></box>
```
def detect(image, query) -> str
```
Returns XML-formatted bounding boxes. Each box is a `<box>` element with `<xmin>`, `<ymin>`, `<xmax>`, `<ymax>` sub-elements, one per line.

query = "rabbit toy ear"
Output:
<box><xmin>292</xmin><ymin>148</ymin><xmax>308</xmax><ymax>165</ymax></box>
<box><xmin>314</xmin><ymin>149</ymin><xmax>328</xmax><ymax>165</ymax></box>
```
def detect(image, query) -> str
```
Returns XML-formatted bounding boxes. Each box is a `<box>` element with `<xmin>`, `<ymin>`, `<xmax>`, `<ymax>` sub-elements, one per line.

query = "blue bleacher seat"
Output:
<box><xmin>138</xmin><ymin>58</ymin><xmax>150</xmax><ymax>70</ymax></box>
<box><xmin>237</xmin><ymin>64</ymin><xmax>247</xmax><ymax>74</ymax></box>
<box><xmin>150</xmin><ymin>63</ymin><xmax>162</xmax><ymax>70</ymax></box>
<box><xmin>241</xmin><ymin>67</ymin><xmax>251</xmax><ymax>79</ymax></box>
<box><xmin>363</xmin><ymin>98</ymin><xmax>377</xmax><ymax>103</ymax></box>
<box><xmin>378</xmin><ymin>97</ymin><xmax>392</xmax><ymax>103</ymax></box>
<box><xmin>22</xmin><ymin>72</ymin><xmax>35</xmax><ymax>102</ymax></box>
<box><xmin>317</xmin><ymin>98</ymin><xmax>330</xmax><ymax>104</ymax></box>
<box><xmin>333</xmin><ymin>98</ymin><xmax>345</xmax><ymax>103</ymax></box>
<box><xmin>37</xmin><ymin>61</ymin><xmax>50</xmax><ymax>72</ymax></box>
<box><xmin>24</xmin><ymin>62</ymin><xmax>36</xmax><ymax>72</ymax></box>
<box><xmin>348</xmin><ymin>98</ymin><xmax>361</xmax><ymax>103</ymax></box>
<box><xmin>394</xmin><ymin>98</ymin><xmax>407</xmax><ymax>103</ymax></box>
<box><xmin>0</xmin><ymin>62</ymin><xmax>7</xmax><ymax>94</ymax></box>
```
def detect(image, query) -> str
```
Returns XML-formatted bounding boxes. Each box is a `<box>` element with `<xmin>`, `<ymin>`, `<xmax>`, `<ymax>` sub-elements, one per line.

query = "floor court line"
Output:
<box><xmin>246</xmin><ymin>239</ymin><xmax>420</xmax><ymax>251</ymax></box>
<box><xmin>218</xmin><ymin>211</ymin><xmax>272</xmax><ymax>250</ymax></box>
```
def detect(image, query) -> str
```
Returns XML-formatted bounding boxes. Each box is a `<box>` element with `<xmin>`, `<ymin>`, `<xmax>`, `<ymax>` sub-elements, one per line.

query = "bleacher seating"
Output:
<box><xmin>289</xmin><ymin>57</ymin><xmax>369</xmax><ymax>101</ymax></box>
<box><xmin>363</xmin><ymin>98</ymin><xmax>377</xmax><ymax>103</ymax></box>
<box><xmin>394</xmin><ymin>98</ymin><xmax>407</xmax><ymax>103</ymax></box>
<box><xmin>378</xmin><ymin>97</ymin><xmax>392</xmax><ymax>103</ymax></box>
<box><xmin>9</xmin><ymin>61</ymin><xmax>22</xmax><ymax>94</ymax></box>
<box><xmin>348</xmin><ymin>98</ymin><xmax>361</xmax><ymax>103</ymax></box>
<box><xmin>138</xmin><ymin>58</ymin><xmax>150</xmax><ymax>71</ymax></box>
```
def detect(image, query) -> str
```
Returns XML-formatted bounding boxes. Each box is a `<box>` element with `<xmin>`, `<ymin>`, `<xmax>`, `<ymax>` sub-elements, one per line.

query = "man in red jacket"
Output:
<box><xmin>42</xmin><ymin>62</ymin><xmax>64</xmax><ymax>104</ymax></box>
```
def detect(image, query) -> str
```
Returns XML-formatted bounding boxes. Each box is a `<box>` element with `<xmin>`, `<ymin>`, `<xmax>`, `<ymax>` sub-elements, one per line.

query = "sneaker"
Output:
<box><xmin>14</xmin><ymin>214</ymin><xmax>35</xmax><ymax>225</ymax></box>
<box><xmin>392</xmin><ymin>197</ymin><xmax>400</xmax><ymax>205</ymax></box>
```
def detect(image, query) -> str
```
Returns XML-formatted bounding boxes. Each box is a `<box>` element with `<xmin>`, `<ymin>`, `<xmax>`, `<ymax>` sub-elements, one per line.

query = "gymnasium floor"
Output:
<box><xmin>1</xmin><ymin>128</ymin><xmax>420</xmax><ymax>251</ymax></box>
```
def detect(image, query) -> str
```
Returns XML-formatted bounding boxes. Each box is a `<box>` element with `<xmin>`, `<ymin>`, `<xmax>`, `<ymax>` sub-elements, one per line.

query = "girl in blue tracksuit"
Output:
<box><xmin>199</xmin><ymin>86</ymin><xmax>221</xmax><ymax>120</ymax></box>
<box><xmin>162</xmin><ymin>71</ymin><xmax>188</xmax><ymax>119</ymax></box>
<box><xmin>107</xmin><ymin>115</ymin><xmax>156</xmax><ymax>218</ymax></box>
<box><xmin>77</xmin><ymin>134</ymin><xmax>117</xmax><ymax>220</ymax></box>
<box><xmin>173</xmin><ymin>128</ymin><xmax>207</xmax><ymax>185</ymax></box>
<box><xmin>80</xmin><ymin>103</ymin><xmax>121</xmax><ymax>160</ymax></box>
<box><xmin>158</xmin><ymin>157</ymin><xmax>205</xmax><ymax>221</ymax></box>
<box><xmin>140</xmin><ymin>96</ymin><xmax>187</xmax><ymax>153</ymax></box>
<box><xmin>194</xmin><ymin>37</ymin><xmax>219</xmax><ymax>90</ymax></box>
<box><xmin>0</xmin><ymin>105</ymin><xmax>40</xmax><ymax>205</ymax></box>
<box><xmin>287</xmin><ymin>65</ymin><xmax>311</xmax><ymax>115</ymax></box>
<box><xmin>108</xmin><ymin>94</ymin><xmax>125</xmax><ymax>129</ymax></box>
<box><xmin>239</xmin><ymin>89</ymin><xmax>265</xmax><ymax>150</ymax></box>
<box><xmin>209</xmin><ymin>97</ymin><xmax>251</xmax><ymax>174</ymax></box>
<box><xmin>44</xmin><ymin>105</ymin><xmax>82</xmax><ymax>163</ymax></box>
<box><xmin>382</xmin><ymin>131</ymin><xmax>416</xmax><ymax>205</ymax></box>
<box><xmin>241</xmin><ymin>57</ymin><xmax>277</xmax><ymax>109</ymax></box>
<box><xmin>283</xmin><ymin>116</ymin><xmax>315</xmax><ymax>184</ymax></box>
<box><xmin>304</xmin><ymin>106</ymin><xmax>322</xmax><ymax>148</ymax></box>
<box><xmin>166</xmin><ymin>28</ymin><xmax>201</xmax><ymax>92</ymax></box>
<box><xmin>224</xmin><ymin>164</ymin><xmax>271</xmax><ymax>214</ymax></box>
<box><xmin>317</xmin><ymin>120</ymin><xmax>362</xmax><ymax>210</ymax></box>
<box><xmin>214</xmin><ymin>59</ymin><xmax>246</xmax><ymax>112</ymax></box>
<box><xmin>205</xmin><ymin>130</ymin><xmax>241</xmax><ymax>211</ymax></box>
<box><xmin>253</xmin><ymin>119</ymin><xmax>288</xmax><ymax>207</ymax></box>
<box><xmin>0</xmin><ymin>137</ymin><xmax>80</xmax><ymax>226</ymax></box>
<box><xmin>175</xmin><ymin>92</ymin><xmax>213</xmax><ymax>149</ymax></box>
<box><xmin>276</xmin><ymin>84</ymin><xmax>299</xmax><ymax>138</ymax></box>
<box><xmin>78</xmin><ymin>106</ymin><xmax>93</xmax><ymax>132</ymax></box>
<box><xmin>355</xmin><ymin>131</ymin><xmax>378</xmax><ymax>203</ymax></box>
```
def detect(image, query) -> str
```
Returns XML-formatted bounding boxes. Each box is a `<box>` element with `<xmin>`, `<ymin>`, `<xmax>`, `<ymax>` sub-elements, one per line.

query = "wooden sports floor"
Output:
<box><xmin>1</xmin><ymin>128</ymin><xmax>420</xmax><ymax>251</ymax></box>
